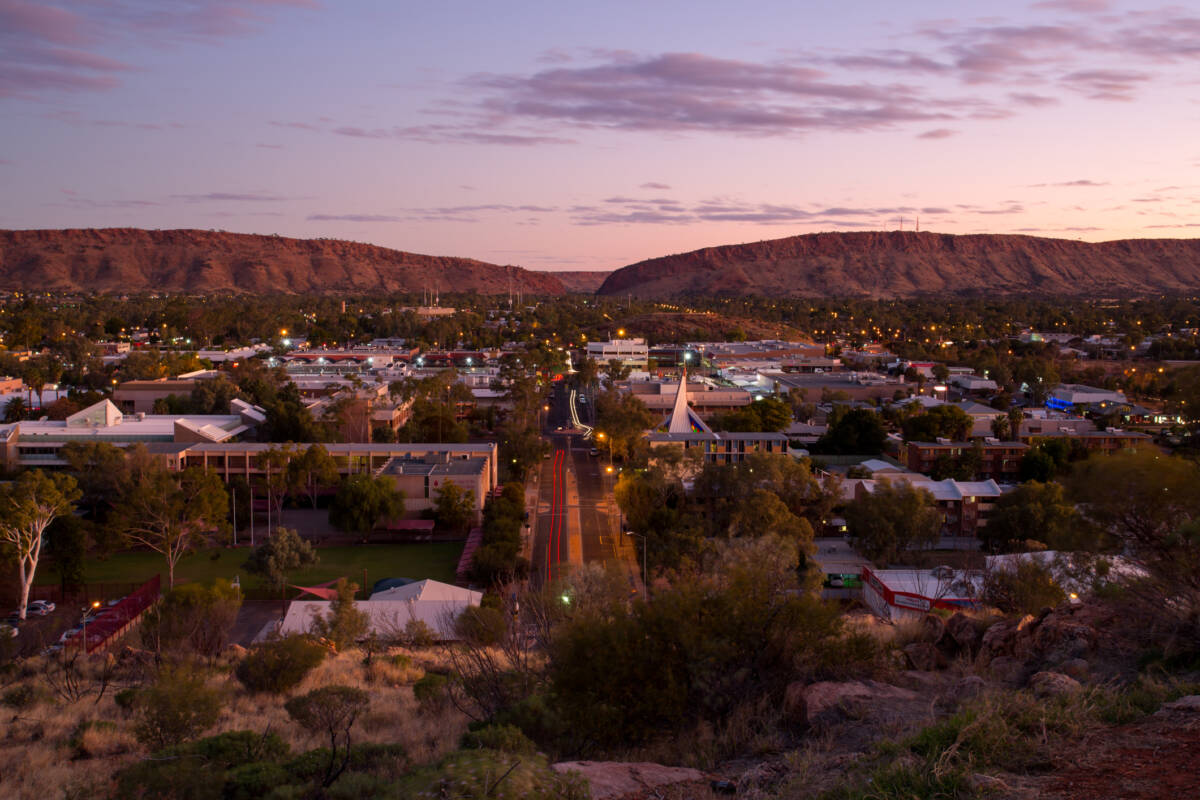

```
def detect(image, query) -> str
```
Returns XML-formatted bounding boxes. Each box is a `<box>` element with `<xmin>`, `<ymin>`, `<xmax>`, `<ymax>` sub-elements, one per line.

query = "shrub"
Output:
<box><xmin>983</xmin><ymin>560</ymin><xmax>1065</xmax><ymax>615</ymax></box>
<box><xmin>2</xmin><ymin>684</ymin><xmax>37</xmax><ymax>709</ymax></box>
<box><xmin>401</xmin><ymin>618</ymin><xmax>437</xmax><ymax>647</ymax></box>
<box><xmin>399</xmin><ymin>750</ymin><xmax>589</xmax><ymax>800</ymax></box>
<box><xmin>284</xmin><ymin>686</ymin><xmax>371</xmax><ymax>787</ymax></box>
<box><xmin>461</xmin><ymin>723</ymin><xmax>538</xmax><ymax>755</ymax></box>
<box><xmin>188</xmin><ymin>730</ymin><xmax>291</xmax><ymax>767</ymax></box>
<box><xmin>235</xmin><ymin>636</ymin><xmax>327</xmax><ymax>693</ymax></box>
<box><xmin>413</xmin><ymin>672</ymin><xmax>449</xmax><ymax>711</ymax></box>
<box><xmin>140</xmin><ymin>579</ymin><xmax>243</xmax><ymax>658</ymax></box>
<box><xmin>311</xmin><ymin>580</ymin><xmax>369</xmax><ymax>651</ymax></box>
<box><xmin>224</xmin><ymin>762</ymin><xmax>292</xmax><ymax>800</ymax></box>
<box><xmin>114</xmin><ymin>687</ymin><xmax>139</xmax><ymax>714</ymax></box>
<box><xmin>134</xmin><ymin>668</ymin><xmax>223</xmax><ymax>750</ymax></box>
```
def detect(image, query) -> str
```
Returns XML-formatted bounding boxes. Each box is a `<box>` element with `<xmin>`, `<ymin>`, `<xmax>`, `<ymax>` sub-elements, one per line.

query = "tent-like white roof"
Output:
<box><xmin>369</xmin><ymin>578</ymin><xmax>482</xmax><ymax>604</ymax></box>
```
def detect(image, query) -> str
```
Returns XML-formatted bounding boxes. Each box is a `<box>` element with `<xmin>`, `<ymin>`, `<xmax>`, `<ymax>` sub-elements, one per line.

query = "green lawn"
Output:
<box><xmin>39</xmin><ymin>542</ymin><xmax>464</xmax><ymax>593</ymax></box>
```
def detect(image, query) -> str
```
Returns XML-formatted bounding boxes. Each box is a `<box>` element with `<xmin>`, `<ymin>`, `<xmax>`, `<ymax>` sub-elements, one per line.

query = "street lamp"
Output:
<box><xmin>625</xmin><ymin>531</ymin><xmax>648</xmax><ymax>599</ymax></box>
<box><xmin>80</xmin><ymin>600</ymin><xmax>100</xmax><ymax>653</ymax></box>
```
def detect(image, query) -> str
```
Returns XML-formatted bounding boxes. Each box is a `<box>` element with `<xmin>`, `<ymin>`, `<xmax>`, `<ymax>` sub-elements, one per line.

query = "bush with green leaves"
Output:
<box><xmin>461</xmin><ymin>723</ymin><xmax>538</xmax><ymax>755</ymax></box>
<box><xmin>140</xmin><ymin>579</ymin><xmax>243</xmax><ymax>658</ymax></box>
<box><xmin>310</xmin><ymin>579</ymin><xmax>369</xmax><ymax>651</ymax></box>
<box><xmin>413</xmin><ymin>672</ymin><xmax>449</xmax><ymax>711</ymax></box>
<box><xmin>2</xmin><ymin>684</ymin><xmax>37</xmax><ymax>709</ymax></box>
<box><xmin>235</xmin><ymin>635</ymin><xmax>327</xmax><ymax>694</ymax></box>
<box><xmin>983</xmin><ymin>559</ymin><xmax>1065</xmax><ymax>615</ymax></box>
<box><xmin>115</xmin><ymin>730</ymin><xmax>291</xmax><ymax>800</ymax></box>
<box><xmin>284</xmin><ymin>685</ymin><xmax>371</xmax><ymax>787</ymax></box>
<box><xmin>400</xmin><ymin>750</ymin><xmax>588</xmax><ymax>800</ymax></box>
<box><xmin>133</xmin><ymin>667</ymin><xmax>223</xmax><ymax>750</ymax></box>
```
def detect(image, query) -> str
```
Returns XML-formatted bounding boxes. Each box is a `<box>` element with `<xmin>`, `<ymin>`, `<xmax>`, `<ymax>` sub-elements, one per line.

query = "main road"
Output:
<box><xmin>530</xmin><ymin>381</ymin><xmax>639</xmax><ymax>589</ymax></box>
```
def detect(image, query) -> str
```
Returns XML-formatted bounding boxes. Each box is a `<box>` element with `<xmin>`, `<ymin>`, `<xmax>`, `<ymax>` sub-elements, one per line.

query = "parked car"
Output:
<box><xmin>27</xmin><ymin>600</ymin><xmax>55</xmax><ymax>615</ymax></box>
<box><xmin>59</xmin><ymin>625</ymin><xmax>82</xmax><ymax>644</ymax></box>
<box><xmin>1</xmin><ymin>624</ymin><xmax>16</xmax><ymax>639</ymax></box>
<box><xmin>589</xmin><ymin>448</ymin><xmax>600</xmax><ymax>457</ymax></box>
<box><xmin>2</xmin><ymin>614</ymin><xmax>20</xmax><ymax>629</ymax></box>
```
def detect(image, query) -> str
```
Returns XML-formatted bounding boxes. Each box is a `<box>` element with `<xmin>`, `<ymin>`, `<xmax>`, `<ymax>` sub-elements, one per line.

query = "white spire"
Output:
<box><xmin>666</xmin><ymin>366</ymin><xmax>711</xmax><ymax>434</ymax></box>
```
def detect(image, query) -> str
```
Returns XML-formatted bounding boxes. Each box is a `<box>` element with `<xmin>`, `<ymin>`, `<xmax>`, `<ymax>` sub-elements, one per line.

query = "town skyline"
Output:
<box><xmin>3</xmin><ymin>0</ymin><xmax>1200</xmax><ymax>271</ymax></box>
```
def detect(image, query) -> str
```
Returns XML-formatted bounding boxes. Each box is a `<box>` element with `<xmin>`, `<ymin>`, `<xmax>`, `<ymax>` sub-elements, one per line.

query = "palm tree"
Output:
<box><xmin>4</xmin><ymin>397</ymin><xmax>27</xmax><ymax>423</ymax></box>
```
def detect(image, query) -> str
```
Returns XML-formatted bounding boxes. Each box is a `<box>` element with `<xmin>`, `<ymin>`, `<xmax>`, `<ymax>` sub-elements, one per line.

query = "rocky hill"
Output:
<box><xmin>550</xmin><ymin>270</ymin><xmax>612</xmax><ymax>293</ymax></box>
<box><xmin>597</xmin><ymin>231</ymin><xmax>1200</xmax><ymax>298</ymax></box>
<box><xmin>0</xmin><ymin>228</ymin><xmax>567</xmax><ymax>295</ymax></box>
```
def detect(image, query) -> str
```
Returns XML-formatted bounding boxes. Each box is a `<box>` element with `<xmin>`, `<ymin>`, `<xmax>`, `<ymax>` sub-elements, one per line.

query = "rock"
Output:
<box><xmin>783</xmin><ymin>682</ymin><xmax>808</xmax><ymax>729</ymax></box>
<box><xmin>979</xmin><ymin>614</ymin><xmax>1036</xmax><ymax>661</ymax></box>
<box><xmin>1160</xmin><ymin>695</ymin><xmax>1200</xmax><ymax>713</ymax></box>
<box><xmin>1029</xmin><ymin>671</ymin><xmax>1082</xmax><ymax>698</ymax></box>
<box><xmin>802</xmin><ymin>680</ymin><xmax>919</xmax><ymax>721</ymax></box>
<box><xmin>919</xmin><ymin>613</ymin><xmax>947</xmax><ymax>643</ymax></box>
<box><xmin>1032</xmin><ymin>615</ymin><xmax>1096</xmax><ymax>664</ymax></box>
<box><xmin>950</xmin><ymin>675</ymin><xmax>986</xmax><ymax>703</ymax></box>
<box><xmin>551</xmin><ymin>762</ymin><xmax>707</xmax><ymax>800</ymax></box>
<box><xmin>987</xmin><ymin>656</ymin><xmax>1026</xmax><ymax>686</ymax></box>
<box><xmin>904</xmin><ymin>642</ymin><xmax>947</xmax><ymax>672</ymax></box>
<box><xmin>946</xmin><ymin>613</ymin><xmax>980</xmax><ymax>653</ymax></box>
<box><xmin>1059</xmin><ymin>658</ymin><xmax>1090</xmax><ymax>681</ymax></box>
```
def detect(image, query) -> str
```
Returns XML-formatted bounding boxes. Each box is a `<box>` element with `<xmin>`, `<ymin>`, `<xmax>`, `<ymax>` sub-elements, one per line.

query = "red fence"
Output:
<box><xmin>60</xmin><ymin>575</ymin><xmax>162</xmax><ymax>654</ymax></box>
<box><xmin>456</xmin><ymin>527</ymin><xmax>483</xmax><ymax>585</ymax></box>
<box><xmin>30</xmin><ymin>582</ymin><xmax>147</xmax><ymax>607</ymax></box>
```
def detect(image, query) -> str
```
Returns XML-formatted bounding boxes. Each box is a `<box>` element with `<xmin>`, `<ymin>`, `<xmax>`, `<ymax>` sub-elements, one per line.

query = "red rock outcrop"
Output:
<box><xmin>597</xmin><ymin>230</ymin><xmax>1200</xmax><ymax>298</ymax></box>
<box><xmin>0</xmin><ymin>228</ymin><xmax>567</xmax><ymax>295</ymax></box>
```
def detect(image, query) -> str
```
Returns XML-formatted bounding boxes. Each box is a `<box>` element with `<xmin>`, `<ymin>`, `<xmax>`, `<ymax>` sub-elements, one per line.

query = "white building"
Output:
<box><xmin>586</xmin><ymin>338</ymin><xmax>648</xmax><ymax>369</ymax></box>
<box><xmin>277</xmin><ymin>579</ymin><xmax>482</xmax><ymax>641</ymax></box>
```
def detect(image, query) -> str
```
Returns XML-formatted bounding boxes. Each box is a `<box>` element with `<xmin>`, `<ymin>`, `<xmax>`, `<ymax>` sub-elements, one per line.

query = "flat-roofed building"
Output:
<box><xmin>900</xmin><ymin>439</ymin><xmax>1027</xmax><ymax>481</ymax></box>
<box><xmin>586</xmin><ymin>338</ymin><xmax>648</xmax><ymax>369</ymax></box>
<box><xmin>0</xmin><ymin>398</ymin><xmax>266</xmax><ymax>470</ymax></box>
<box><xmin>170</xmin><ymin>441</ymin><xmax>499</xmax><ymax>493</ymax></box>
<box><xmin>377</xmin><ymin>453</ymin><xmax>489</xmax><ymax>521</ymax></box>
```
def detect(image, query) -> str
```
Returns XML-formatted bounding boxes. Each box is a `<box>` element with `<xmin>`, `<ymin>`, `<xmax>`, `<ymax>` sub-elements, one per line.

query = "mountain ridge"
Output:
<box><xmin>596</xmin><ymin>230</ymin><xmax>1200</xmax><ymax>298</ymax></box>
<box><xmin>0</xmin><ymin>228</ymin><xmax>567</xmax><ymax>295</ymax></box>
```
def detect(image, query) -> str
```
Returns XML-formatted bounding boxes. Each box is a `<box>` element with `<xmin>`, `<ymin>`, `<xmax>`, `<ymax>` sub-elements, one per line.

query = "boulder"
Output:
<box><xmin>1029</xmin><ymin>671</ymin><xmax>1082</xmax><ymax>698</ymax></box>
<box><xmin>987</xmin><ymin>656</ymin><xmax>1026</xmax><ymax>686</ymax></box>
<box><xmin>802</xmin><ymin>680</ymin><xmax>919</xmax><ymax>721</ymax></box>
<box><xmin>919</xmin><ymin>613</ymin><xmax>947</xmax><ymax>643</ymax></box>
<box><xmin>551</xmin><ymin>762</ymin><xmax>707</xmax><ymax>800</ymax></box>
<box><xmin>1059</xmin><ymin>658</ymin><xmax>1090</xmax><ymax>682</ymax></box>
<box><xmin>979</xmin><ymin>614</ymin><xmax>1036</xmax><ymax>661</ymax></box>
<box><xmin>783</xmin><ymin>682</ymin><xmax>808</xmax><ymax>729</ymax></box>
<box><xmin>945</xmin><ymin>613</ymin><xmax>980</xmax><ymax>653</ymax></box>
<box><xmin>1160</xmin><ymin>695</ymin><xmax>1200</xmax><ymax>713</ymax></box>
<box><xmin>904</xmin><ymin>642</ymin><xmax>948</xmax><ymax>672</ymax></box>
<box><xmin>1032</xmin><ymin>615</ymin><xmax>1096</xmax><ymax>665</ymax></box>
<box><xmin>950</xmin><ymin>675</ymin><xmax>986</xmax><ymax>703</ymax></box>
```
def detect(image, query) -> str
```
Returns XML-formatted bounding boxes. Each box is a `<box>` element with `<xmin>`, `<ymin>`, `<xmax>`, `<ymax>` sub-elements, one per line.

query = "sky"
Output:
<box><xmin>2</xmin><ymin>0</ymin><xmax>1199</xmax><ymax>272</ymax></box>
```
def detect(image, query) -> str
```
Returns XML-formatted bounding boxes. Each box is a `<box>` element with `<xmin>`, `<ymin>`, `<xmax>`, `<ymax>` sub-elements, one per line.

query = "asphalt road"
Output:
<box><xmin>530</xmin><ymin>380</ymin><xmax>638</xmax><ymax>590</ymax></box>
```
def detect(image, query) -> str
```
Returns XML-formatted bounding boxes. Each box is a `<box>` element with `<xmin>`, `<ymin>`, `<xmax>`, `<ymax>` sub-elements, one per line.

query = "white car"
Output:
<box><xmin>1</xmin><ymin>624</ymin><xmax>16</xmax><ymax>639</ymax></box>
<box><xmin>27</xmin><ymin>600</ymin><xmax>55</xmax><ymax>615</ymax></box>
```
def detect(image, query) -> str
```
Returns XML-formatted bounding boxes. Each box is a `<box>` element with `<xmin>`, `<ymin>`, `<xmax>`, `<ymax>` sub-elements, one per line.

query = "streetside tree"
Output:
<box><xmin>243</xmin><ymin>527</ymin><xmax>319</xmax><ymax>614</ymax></box>
<box><xmin>433</xmin><ymin>483</ymin><xmax>476</xmax><ymax>536</ymax></box>
<box><xmin>978</xmin><ymin>481</ymin><xmax>1083</xmax><ymax>554</ymax></box>
<box><xmin>288</xmin><ymin>443</ymin><xmax>340</xmax><ymax>509</ymax></box>
<box><xmin>0</xmin><ymin>470</ymin><xmax>81</xmax><ymax>619</ymax></box>
<box><xmin>844</xmin><ymin>479</ymin><xmax>942</xmax><ymax>565</ymax></box>
<box><xmin>116</xmin><ymin>464</ymin><xmax>230</xmax><ymax>588</ymax></box>
<box><xmin>328</xmin><ymin>473</ymin><xmax>404</xmax><ymax>536</ymax></box>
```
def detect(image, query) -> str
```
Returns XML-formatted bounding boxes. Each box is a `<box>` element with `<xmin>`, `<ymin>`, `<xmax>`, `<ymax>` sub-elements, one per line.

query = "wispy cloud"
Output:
<box><xmin>170</xmin><ymin>192</ymin><xmax>288</xmax><ymax>202</ymax></box>
<box><xmin>0</xmin><ymin>1</ymin><xmax>316</xmax><ymax>98</ymax></box>
<box><xmin>917</xmin><ymin>128</ymin><xmax>956</xmax><ymax>139</ymax></box>
<box><xmin>1030</xmin><ymin>179</ymin><xmax>1109</xmax><ymax>187</ymax></box>
<box><xmin>639</xmin><ymin>182</ymin><xmax>671</xmax><ymax>190</ymax></box>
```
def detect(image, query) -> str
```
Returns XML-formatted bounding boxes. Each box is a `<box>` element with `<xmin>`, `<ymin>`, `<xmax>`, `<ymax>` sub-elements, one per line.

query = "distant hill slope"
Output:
<box><xmin>0</xmin><ymin>228</ymin><xmax>566</xmax><ymax>295</ymax></box>
<box><xmin>597</xmin><ymin>231</ymin><xmax>1200</xmax><ymax>298</ymax></box>
<box><xmin>551</xmin><ymin>270</ymin><xmax>613</xmax><ymax>293</ymax></box>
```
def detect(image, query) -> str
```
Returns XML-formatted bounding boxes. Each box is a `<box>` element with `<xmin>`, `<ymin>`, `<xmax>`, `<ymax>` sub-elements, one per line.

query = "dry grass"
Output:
<box><xmin>0</xmin><ymin>644</ymin><xmax>470</xmax><ymax>800</ymax></box>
